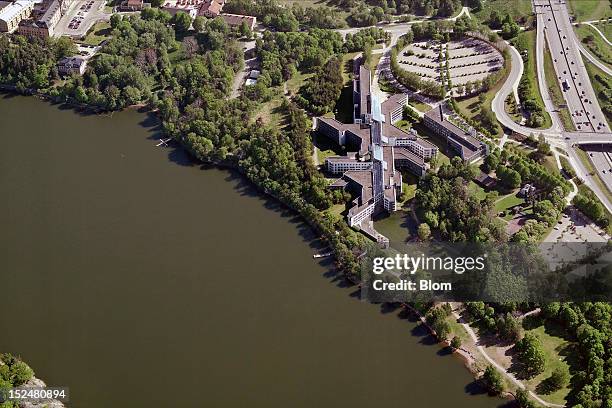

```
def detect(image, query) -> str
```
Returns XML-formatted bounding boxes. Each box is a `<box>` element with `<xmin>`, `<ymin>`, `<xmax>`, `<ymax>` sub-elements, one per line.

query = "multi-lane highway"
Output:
<box><xmin>535</xmin><ymin>0</ymin><xmax>609</xmax><ymax>133</ymax></box>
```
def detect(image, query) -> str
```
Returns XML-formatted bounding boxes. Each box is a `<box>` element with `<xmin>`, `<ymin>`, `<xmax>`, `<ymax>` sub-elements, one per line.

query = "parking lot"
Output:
<box><xmin>396</xmin><ymin>38</ymin><xmax>504</xmax><ymax>91</ymax></box>
<box><xmin>54</xmin><ymin>0</ymin><xmax>110</xmax><ymax>39</ymax></box>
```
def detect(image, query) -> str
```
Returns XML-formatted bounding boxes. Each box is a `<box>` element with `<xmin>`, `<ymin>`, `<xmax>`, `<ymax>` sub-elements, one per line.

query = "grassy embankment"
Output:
<box><xmin>512</xmin><ymin>30</ymin><xmax>553</xmax><ymax>129</ymax></box>
<box><xmin>81</xmin><ymin>21</ymin><xmax>112</xmax><ymax>46</ymax></box>
<box><xmin>567</xmin><ymin>0</ymin><xmax>612</xmax><ymax>22</ymax></box>
<box><xmin>542</xmin><ymin>41</ymin><xmax>575</xmax><ymax>131</ymax></box>
<box><xmin>574</xmin><ymin>24</ymin><xmax>612</xmax><ymax>69</ymax></box>
<box><xmin>520</xmin><ymin>319</ymin><xmax>572</xmax><ymax>406</ymax></box>
<box><xmin>595</xmin><ymin>21</ymin><xmax>612</xmax><ymax>42</ymax></box>
<box><xmin>472</xmin><ymin>0</ymin><xmax>534</xmax><ymax>25</ymax></box>
<box><xmin>584</xmin><ymin>62</ymin><xmax>612</xmax><ymax>129</ymax></box>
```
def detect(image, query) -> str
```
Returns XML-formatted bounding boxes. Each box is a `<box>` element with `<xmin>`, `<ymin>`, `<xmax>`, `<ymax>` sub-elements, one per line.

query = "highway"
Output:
<box><xmin>535</xmin><ymin>0</ymin><xmax>609</xmax><ymax>133</ymax></box>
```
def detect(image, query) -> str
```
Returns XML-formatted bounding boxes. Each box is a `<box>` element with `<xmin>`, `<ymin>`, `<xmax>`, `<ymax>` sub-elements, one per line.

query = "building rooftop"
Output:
<box><xmin>424</xmin><ymin>107</ymin><xmax>482</xmax><ymax>157</ymax></box>
<box><xmin>381</xmin><ymin>93</ymin><xmax>407</xmax><ymax>122</ymax></box>
<box><xmin>0</xmin><ymin>0</ymin><xmax>32</xmax><ymax>22</ymax></box>
<box><xmin>394</xmin><ymin>147</ymin><xmax>425</xmax><ymax>165</ymax></box>
<box><xmin>358</xmin><ymin>65</ymin><xmax>371</xmax><ymax>120</ymax></box>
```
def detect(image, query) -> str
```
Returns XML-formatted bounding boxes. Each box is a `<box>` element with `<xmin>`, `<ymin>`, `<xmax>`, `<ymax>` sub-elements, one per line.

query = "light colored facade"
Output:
<box><xmin>0</xmin><ymin>0</ymin><xmax>34</xmax><ymax>33</ymax></box>
<box><xmin>326</xmin><ymin>156</ymin><xmax>372</xmax><ymax>175</ymax></box>
<box><xmin>17</xmin><ymin>0</ymin><xmax>73</xmax><ymax>38</ymax></box>
<box><xmin>197</xmin><ymin>0</ymin><xmax>222</xmax><ymax>17</ymax></box>
<box><xmin>57</xmin><ymin>56</ymin><xmax>87</xmax><ymax>76</ymax></box>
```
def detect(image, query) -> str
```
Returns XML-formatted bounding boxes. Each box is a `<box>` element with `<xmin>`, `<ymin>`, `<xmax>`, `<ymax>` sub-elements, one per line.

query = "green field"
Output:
<box><xmin>81</xmin><ymin>21</ymin><xmax>112</xmax><ymax>46</ymax></box>
<box><xmin>575</xmin><ymin>25</ymin><xmax>612</xmax><ymax>68</ymax></box>
<box><xmin>584</xmin><ymin>61</ymin><xmax>612</xmax><ymax>129</ymax></box>
<box><xmin>512</xmin><ymin>30</ymin><xmax>553</xmax><ymax>129</ymax></box>
<box><xmin>543</xmin><ymin>41</ymin><xmax>575</xmax><ymax>131</ymax></box>
<box><xmin>595</xmin><ymin>21</ymin><xmax>612</xmax><ymax>42</ymax></box>
<box><xmin>520</xmin><ymin>323</ymin><xmax>572</xmax><ymax>405</ymax></box>
<box><xmin>494</xmin><ymin>193</ymin><xmax>525</xmax><ymax>214</ymax></box>
<box><xmin>473</xmin><ymin>0</ymin><xmax>534</xmax><ymax>25</ymax></box>
<box><xmin>568</xmin><ymin>0</ymin><xmax>612</xmax><ymax>22</ymax></box>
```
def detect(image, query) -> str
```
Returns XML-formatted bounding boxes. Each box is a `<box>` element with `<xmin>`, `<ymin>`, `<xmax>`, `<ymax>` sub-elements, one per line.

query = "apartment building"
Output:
<box><xmin>17</xmin><ymin>0</ymin><xmax>73</xmax><ymax>38</ymax></box>
<box><xmin>0</xmin><ymin>0</ymin><xmax>33</xmax><ymax>33</ymax></box>
<box><xmin>57</xmin><ymin>56</ymin><xmax>87</xmax><ymax>76</ymax></box>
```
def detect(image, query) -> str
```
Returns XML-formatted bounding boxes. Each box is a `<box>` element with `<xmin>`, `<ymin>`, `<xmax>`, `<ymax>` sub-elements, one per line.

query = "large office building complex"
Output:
<box><xmin>314</xmin><ymin>57</ymin><xmax>438</xmax><ymax>247</ymax></box>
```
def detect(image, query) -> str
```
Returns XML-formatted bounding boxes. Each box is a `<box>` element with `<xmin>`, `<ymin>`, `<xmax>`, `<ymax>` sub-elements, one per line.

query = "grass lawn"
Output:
<box><xmin>568</xmin><ymin>0</ymin><xmax>612</xmax><ymax>22</ymax></box>
<box><xmin>412</xmin><ymin>123</ymin><xmax>452</xmax><ymax>165</ymax></box>
<box><xmin>81</xmin><ymin>21</ymin><xmax>111</xmax><ymax>46</ymax></box>
<box><xmin>317</xmin><ymin>147</ymin><xmax>337</xmax><ymax>163</ymax></box>
<box><xmin>286</xmin><ymin>71</ymin><xmax>313</xmax><ymax>96</ymax></box>
<box><xmin>408</xmin><ymin>100</ymin><xmax>431</xmax><ymax>113</ymax></box>
<box><xmin>595</xmin><ymin>21</ymin><xmax>612</xmax><ymax>42</ymax></box>
<box><xmin>584</xmin><ymin>61</ymin><xmax>612</xmax><ymax>129</ymax></box>
<box><xmin>341</xmin><ymin>52</ymin><xmax>359</xmax><ymax>83</ymax></box>
<box><xmin>400</xmin><ymin>172</ymin><xmax>418</xmax><ymax>203</ymax></box>
<box><xmin>543</xmin><ymin>41</ymin><xmax>575</xmax><ymax>131</ymax></box>
<box><xmin>494</xmin><ymin>192</ymin><xmax>525</xmax><ymax>213</ymax></box>
<box><xmin>511</xmin><ymin>30</ymin><xmax>553</xmax><ymax>128</ymax></box>
<box><xmin>252</xmin><ymin>95</ymin><xmax>286</xmax><ymax>128</ymax></box>
<box><xmin>520</xmin><ymin>324</ymin><xmax>571</xmax><ymax>405</ymax></box>
<box><xmin>575</xmin><ymin>25</ymin><xmax>612</xmax><ymax>68</ymax></box>
<box><xmin>447</xmin><ymin>316</ymin><xmax>471</xmax><ymax>345</ymax></box>
<box><xmin>473</xmin><ymin>0</ymin><xmax>533</xmax><ymax>25</ymax></box>
<box><xmin>325</xmin><ymin>203</ymin><xmax>346</xmax><ymax>220</ymax></box>
<box><xmin>541</xmin><ymin>154</ymin><xmax>560</xmax><ymax>175</ymax></box>
<box><xmin>394</xmin><ymin>119</ymin><xmax>411</xmax><ymax>131</ymax></box>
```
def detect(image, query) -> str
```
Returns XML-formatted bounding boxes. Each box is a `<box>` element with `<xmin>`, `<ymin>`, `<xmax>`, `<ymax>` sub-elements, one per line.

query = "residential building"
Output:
<box><xmin>57</xmin><ymin>56</ymin><xmax>87</xmax><ymax>76</ymax></box>
<box><xmin>118</xmin><ymin>0</ymin><xmax>146</xmax><ymax>12</ymax></box>
<box><xmin>162</xmin><ymin>0</ymin><xmax>200</xmax><ymax>18</ymax></box>
<box><xmin>0</xmin><ymin>0</ymin><xmax>34</xmax><ymax>33</ymax></box>
<box><xmin>423</xmin><ymin>105</ymin><xmax>488</xmax><ymax>163</ymax></box>
<box><xmin>197</xmin><ymin>0</ymin><xmax>223</xmax><ymax>17</ymax></box>
<box><xmin>219</xmin><ymin>13</ymin><xmax>256</xmax><ymax>30</ymax></box>
<box><xmin>17</xmin><ymin>0</ymin><xmax>73</xmax><ymax>38</ymax></box>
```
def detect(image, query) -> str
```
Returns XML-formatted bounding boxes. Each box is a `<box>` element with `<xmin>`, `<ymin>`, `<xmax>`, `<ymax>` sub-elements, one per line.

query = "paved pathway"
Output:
<box><xmin>584</xmin><ymin>22</ymin><xmax>612</xmax><ymax>46</ymax></box>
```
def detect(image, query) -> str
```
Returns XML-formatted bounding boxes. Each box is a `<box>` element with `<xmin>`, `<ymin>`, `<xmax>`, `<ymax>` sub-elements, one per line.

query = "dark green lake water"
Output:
<box><xmin>0</xmin><ymin>94</ymin><xmax>504</xmax><ymax>408</ymax></box>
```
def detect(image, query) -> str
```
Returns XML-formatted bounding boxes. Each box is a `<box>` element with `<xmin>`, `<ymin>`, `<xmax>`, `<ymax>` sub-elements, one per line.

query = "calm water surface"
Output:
<box><xmin>0</xmin><ymin>94</ymin><xmax>504</xmax><ymax>408</ymax></box>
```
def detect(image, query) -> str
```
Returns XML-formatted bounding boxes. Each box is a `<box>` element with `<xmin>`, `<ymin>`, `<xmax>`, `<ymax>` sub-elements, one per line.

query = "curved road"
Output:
<box><xmin>578</xmin><ymin>43</ymin><xmax>612</xmax><ymax>77</ymax></box>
